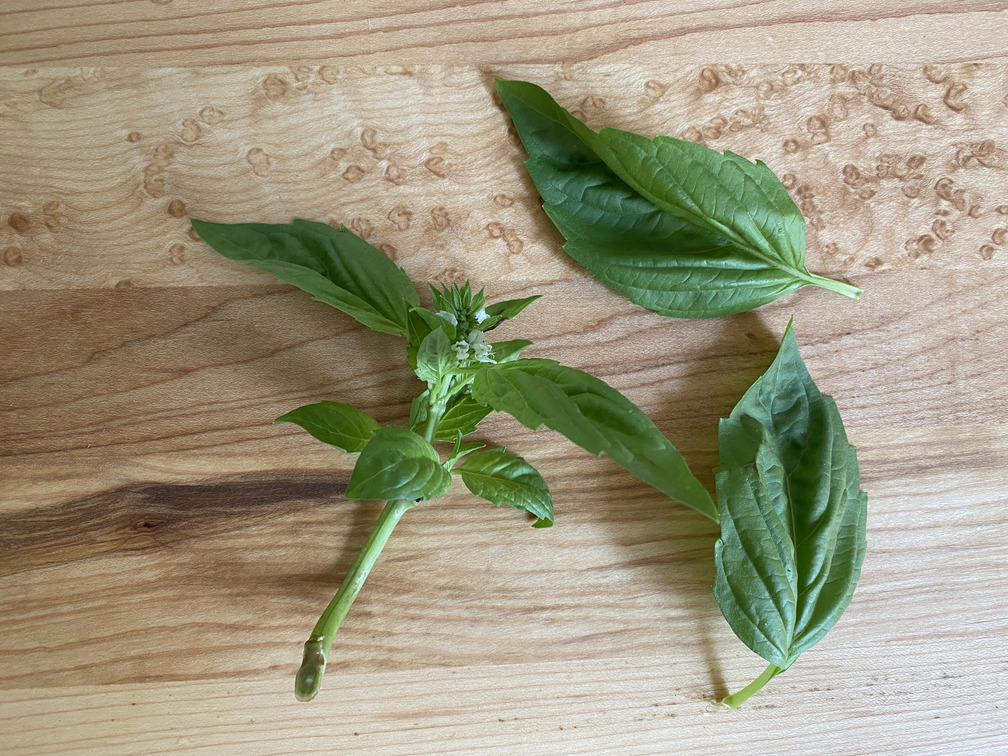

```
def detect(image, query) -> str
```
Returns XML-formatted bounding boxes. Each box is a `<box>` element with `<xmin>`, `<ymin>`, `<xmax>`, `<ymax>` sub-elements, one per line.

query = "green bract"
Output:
<box><xmin>192</xmin><ymin>218</ymin><xmax>711</xmax><ymax>702</ymax></box>
<box><xmin>713</xmin><ymin>322</ymin><xmax>867</xmax><ymax>708</ymax></box>
<box><xmin>495</xmin><ymin>79</ymin><xmax>862</xmax><ymax>318</ymax></box>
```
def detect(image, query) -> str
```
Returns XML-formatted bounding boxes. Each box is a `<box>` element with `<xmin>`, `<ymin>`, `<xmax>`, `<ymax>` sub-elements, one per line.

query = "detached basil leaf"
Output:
<box><xmin>276</xmin><ymin>401</ymin><xmax>379</xmax><ymax>453</ymax></box>
<box><xmin>455</xmin><ymin>448</ymin><xmax>554</xmax><ymax>527</ymax></box>
<box><xmin>714</xmin><ymin>324</ymin><xmax>867</xmax><ymax>679</ymax></box>
<box><xmin>472</xmin><ymin>358</ymin><xmax>716</xmax><ymax>521</ymax></box>
<box><xmin>495</xmin><ymin>79</ymin><xmax>861</xmax><ymax>318</ymax></box>
<box><xmin>346</xmin><ymin>426</ymin><xmax>451</xmax><ymax>501</ymax></box>
<box><xmin>191</xmin><ymin>219</ymin><xmax>420</xmax><ymax>336</ymax></box>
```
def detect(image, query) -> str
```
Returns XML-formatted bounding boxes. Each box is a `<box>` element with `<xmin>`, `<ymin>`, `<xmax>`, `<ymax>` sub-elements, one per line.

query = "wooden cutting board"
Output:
<box><xmin>2</xmin><ymin>3</ymin><xmax>1007</xmax><ymax>754</ymax></box>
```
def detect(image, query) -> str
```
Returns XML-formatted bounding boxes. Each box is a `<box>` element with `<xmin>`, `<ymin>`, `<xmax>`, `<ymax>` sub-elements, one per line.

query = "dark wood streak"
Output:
<box><xmin>0</xmin><ymin>473</ymin><xmax>349</xmax><ymax>578</ymax></box>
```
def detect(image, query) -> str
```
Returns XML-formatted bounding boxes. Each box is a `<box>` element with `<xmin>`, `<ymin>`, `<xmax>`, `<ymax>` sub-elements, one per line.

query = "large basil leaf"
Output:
<box><xmin>455</xmin><ymin>447</ymin><xmax>554</xmax><ymax>527</ymax></box>
<box><xmin>713</xmin><ymin>323</ymin><xmax>867</xmax><ymax>671</ymax></box>
<box><xmin>495</xmin><ymin>79</ymin><xmax>861</xmax><ymax>318</ymax></box>
<box><xmin>471</xmin><ymin>358</ymin><xmax>717</xmax><ymax>521</ymax></box>
<box><xmin>191</xmin><ymin>219</ymin><xmax>419</xmax><ymax>336</ymax></box>
<box><xmin>346</xmin><ymin>426</ymin><xmax>451</xmax><ymax>501</ymax></box>
<box><xmin>276</xmin><ymin>401</ymin><xmax>379</xmax><ymax>453</ymax></box>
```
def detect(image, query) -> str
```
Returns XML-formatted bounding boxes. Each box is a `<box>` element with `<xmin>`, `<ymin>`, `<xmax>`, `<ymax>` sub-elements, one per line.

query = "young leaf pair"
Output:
<box><xmin>191</xmin><ymin>218</ymin><xmax>717</xmax><ymax>701</ymax></box>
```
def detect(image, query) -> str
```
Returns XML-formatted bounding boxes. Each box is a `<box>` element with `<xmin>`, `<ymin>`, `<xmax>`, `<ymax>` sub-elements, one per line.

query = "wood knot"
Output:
<box><xmin>698</xmin><ymin>67</ymin><xmax>720</xmax><ymax>93</ymax></box>
<box><xmin>3</xmin><ymin>246</ymin><xmax>23</xmax><ymax>266</ymax></box>
<box><xmin>8</xmin><ymin>212</ymin><xmax>30</xmax><ymax>234</ymax></box>
<box><xmin>430</xmin><ymin>206</ymin><xmax>450</xmax><ymax>232</ymax></box>
<box><xmin>342</xmin><ymin>165</ymin><xmax>366</xmax><ymax>182</ymax></box>
<box><xmin>386</xmin><ymin>205</ymin><xmax>412</xmax><ymax>231</ymax></box>
<box><xmin>349</xmin><ymin>217</ymin><xmax>373</xmax><ymax>240</ymax></box>
<box><xmin>424</xmin><ymin>156</ymin><xmax>451</xmax><ymax>178</ymax></box>
<box><xmin>262</xmin><ymin>73</ymin><xmax>289</xmax><ymax>101</ymax></box>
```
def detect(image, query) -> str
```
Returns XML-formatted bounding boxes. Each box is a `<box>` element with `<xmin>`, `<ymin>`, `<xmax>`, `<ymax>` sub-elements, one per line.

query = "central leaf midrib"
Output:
<box><xmin>583</xmin><ymin>136</ymin><xmax>817</xmax><ymax>288</ymax></box>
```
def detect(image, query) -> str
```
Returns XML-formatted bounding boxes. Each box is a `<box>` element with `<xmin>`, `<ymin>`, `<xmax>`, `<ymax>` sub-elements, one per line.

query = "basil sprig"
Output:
<box><xmin>495</xmin><ymin>79</ymin><xmax>862</xmax><ymax>318</ymax></box>
<box><xmin>713</xmin><ymin>322</ymin><xmax>867</xmax><ymax>707</ymax></box>
<box><xmin>192</xmin><ymin>219</ymin><xmax>713</xmax><ymax>701</ymax></box>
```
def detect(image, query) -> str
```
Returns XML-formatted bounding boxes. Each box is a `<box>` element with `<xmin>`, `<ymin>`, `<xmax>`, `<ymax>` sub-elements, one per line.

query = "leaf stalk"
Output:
<box><xmin>720</xmin><ymin>663</ymin><xmax>783</xmax><ymax>709</ymax></box>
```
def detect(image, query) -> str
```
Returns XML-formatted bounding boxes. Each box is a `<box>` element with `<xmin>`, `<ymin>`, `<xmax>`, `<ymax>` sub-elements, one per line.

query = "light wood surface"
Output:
<box><xmin>3</xmin><ymin>4</ymin><xmax>1008</xmax><ymax>754</ymax></box>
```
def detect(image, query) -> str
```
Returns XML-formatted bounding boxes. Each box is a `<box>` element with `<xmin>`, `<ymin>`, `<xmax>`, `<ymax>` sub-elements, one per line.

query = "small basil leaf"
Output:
<box><xmin>433</xmin><ymin>395</ymin><xmax>493</xmax><ymax>442</ymax></box>
<box><xmin>484</xmin><ymin>295</ymin><xmax>541</xmax><ymax>323</ymax></box>
<box><xmin>191</xmin><ymin>219</ymin><xmax>420</xmax><ymax>336</ymax></box>
<box><xmin>414</xmin><ymin>327</ymin><xmax>456</xmax><ymax>385</ymax></box>
<box><xmin>408</xmin><ymin>390</ymin><xmax>430</xmax><ymax>432</ymax></box>
<box><xmin>495</xmin><ymin>79</ymin><xmax>861</xmax><ymax>317</ymax></box>
<box><xmin>455</xmin><ymin>447</ymin><xmax>553</xmax><ymax>527</ymax></box>
<box><xmin>472</xmin><ymin>358</ymin><xmax>716</xmax><ymax>521</ymax></box>
<box><xmin>275</xmin><ymin>401</ymin><xmax>379</xmax><ymax>453</ymax></box>
<box><xmin>713</xmin><ymin>323</ymin><xmax>867</xmax><ymax>671</ymax></box>
<box><xmin>408</xmin><ymin>307</ymin><xmax>455</xmax><ymax>346</ymax></box>
<box><xmin>487</xmin><ymin>339</ymin><xmax>533</xmax><ymax>364</ymax></box>
<box><xmin>346</xmin><ymin>426</ymin><xmax>451</xmax><ymax>502</ymax></box>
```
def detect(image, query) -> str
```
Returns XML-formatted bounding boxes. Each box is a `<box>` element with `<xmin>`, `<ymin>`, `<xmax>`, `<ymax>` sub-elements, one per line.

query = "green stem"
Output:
<box><xmin>805</xmin><ymin>272</ymin><xmax>862</xmax><ymax>300</ymax></box>
<box><xmin>294</xmin><ymin>497</ymin><xmax>416</xmax><ymax>701</ymax></box>
<box><xmin>720</xmin><ymin>663</ymin><xmax>783</xmax><ymax>709</ymax></box>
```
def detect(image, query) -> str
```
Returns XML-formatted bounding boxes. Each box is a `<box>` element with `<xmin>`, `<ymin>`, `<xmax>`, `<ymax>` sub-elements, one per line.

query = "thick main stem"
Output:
<box><xmin>720</xmin><ymin>663</ymin><xmax>783</xmax><ymax>709</ymax></box>
<box><xmin>294</xmin><ymin>497</ymin><xmax>416</xmax><ymax>701</ymax></box>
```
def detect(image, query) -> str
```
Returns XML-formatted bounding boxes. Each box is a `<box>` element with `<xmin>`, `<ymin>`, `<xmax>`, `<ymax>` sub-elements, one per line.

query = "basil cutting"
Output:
<box><xmin>192</xmin><ymin>219</ymin><xmax>712</xmax><ymax>702</ymax></box>
<box><xmin>713</xmin><ymin>322</ymin><xmax>867</xmax><ymax>708</ymax></box>
<box><xmin>495</xmin><ymin>79</ymin><xmax>862</xmax><ymax>317</ymax></box>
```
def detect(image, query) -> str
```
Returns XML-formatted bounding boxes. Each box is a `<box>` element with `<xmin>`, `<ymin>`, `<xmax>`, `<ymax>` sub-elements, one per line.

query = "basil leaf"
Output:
<box><xmin>495</xmin><ymin>79</ymin><xmax>861</xmax><ymax>317</ymax></box>
<box><xmin>484</xmin><ymin>295</ymin><xmax>540</xmax><ymax>323</ymax></box>
<box><xmin>191</xmin><ymin>219</ymin><xmax>420</xmax><ymax>336</ymax></box>
<box><xmin>455</xmin><ymin>447</ymin><xmax>554</xmax><ymax>527</ymax></box>
<box><xmin>346</xmin><ymin>426</ymin><xmax>451</xmax><ymax>502</ymax></box>
<box><xmin>487</xmin><ymin>339</ymin><xmax>532</xmax><ymax>364</ymax></box>
<box><xmin>472</xmin><ymin>358</ymin><xmax>717</xmax><ymax>521</ymax></box>
<box><xmin>433</xmin><ymin>396</ymin><xmax>492</xmax><ymax>442</ymax></box>
<box><xmin>713</xmin><ymin>323</ymin><xmax>867</xmax><ymax>672</ymax></box>
<box><xmin>414</xmin><ymin>327</ymin><xmax>456</xmax><ymax>385</ymax></box>
<box><xmin>276</xmin><ymin>401</ymin><xmax>380</xmax><ymax>453</ymax></box>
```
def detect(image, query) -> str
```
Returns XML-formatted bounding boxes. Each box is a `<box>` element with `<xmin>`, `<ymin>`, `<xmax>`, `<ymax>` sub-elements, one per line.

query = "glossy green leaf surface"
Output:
<box><xmin>414</xmin><ymin>327</ymin><xmax>457</xmax><ymax>385</ymax></box>
<box><xmin>276</xmin><ymin>401</ymin><xmax>380</xmax><ymax>453</ymax></box>
<box><xmin>191</xmin><ymin>218</ymin><xmax>420</xmax><ymax>335</ymax></box>
<box><xmin>433</xmin><ymin>396</ymin><xmax>493</xmax><ymax>442</ymax></box>
<box><xmin>346</xmin><ymin>426</ymin><xmax>451</xmax><ymax>502</ymax></box>
<box><xmin>472</xmin><ymin>358</ymin><xmax>717</xmax><ymax>521</ymax></box>
<box><xmin>455</xmin><ymin>447</ymin><xmax>554</xmax><ymax>527</ymax></box>
<box><xmin>713</xmin><ymin>324</ymin><xmax>867</xmax><ymax>670</ymax></box>
<box><xmin>495</xmin><ymin>79</ymin><xmax>860</xmax><ymax>318</ymax></box>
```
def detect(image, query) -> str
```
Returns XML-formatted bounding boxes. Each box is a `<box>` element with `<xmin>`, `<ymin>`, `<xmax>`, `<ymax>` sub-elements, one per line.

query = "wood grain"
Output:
<box><xmin>2</xmin><ymin>10</ymin><xmax>1008</xmax><ymax>755</ymax></box>
<box><xmin>0</xmin><ymin>1</ymin><xmax>1006</xmax><ymax>66</ymax></box>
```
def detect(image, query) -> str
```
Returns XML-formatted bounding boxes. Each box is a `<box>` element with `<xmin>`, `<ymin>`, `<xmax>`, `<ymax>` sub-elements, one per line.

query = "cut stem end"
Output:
<box><xmin>294</xmin><ymin>638</ymin><xmax>327</xmax><ymax>702</ymax></box>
